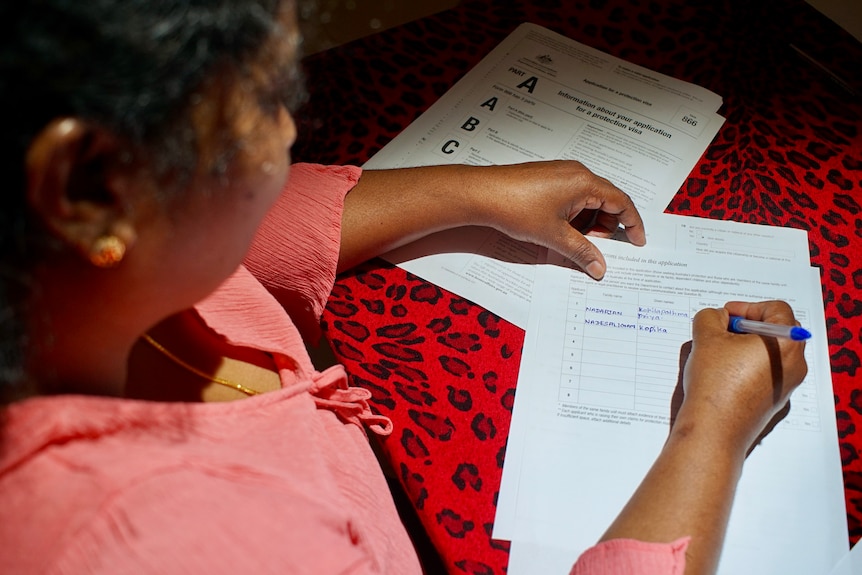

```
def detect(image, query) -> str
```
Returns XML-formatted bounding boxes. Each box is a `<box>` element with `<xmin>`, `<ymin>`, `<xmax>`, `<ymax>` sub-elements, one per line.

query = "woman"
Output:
<box><xmin>0</xmin><ymin>1</ymin><xmax>807</xmax><ymax>573</ymax></box>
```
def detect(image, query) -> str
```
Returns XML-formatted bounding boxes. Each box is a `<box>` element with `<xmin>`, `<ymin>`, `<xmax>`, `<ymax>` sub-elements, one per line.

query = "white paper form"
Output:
<box><xmin>367</xmin><ymin>22</ymin><xmax>724</xmax><ymax>175</ymax></box>
<box><xmin>381</xmin><ymin>211</ymin><xmax>811</xmax><ymax>329</ymax></box>
<box><xmin>366</xmin><ymin>23</ymin><xmax>726</xmax><ymax>328</ymax></box>
<box><xmin>636</xmin><ymin>212</ymin><xmax>812</xmax><ymax>265</ymax></box>
<box><xmin>828</xmin><ymin>541</ymin><xmax>862</xmax><ymax>575</ymax></box>
<box><xmin>494</xmin><ymin>240</ymin><xmax>847</xmax><ymax>574</ymax></box>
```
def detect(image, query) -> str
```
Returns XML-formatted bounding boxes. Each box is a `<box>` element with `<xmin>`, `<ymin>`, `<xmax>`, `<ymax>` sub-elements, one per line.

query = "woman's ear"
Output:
<box><xmin>25</xmin><ymin>118</ymin><xmax>138</xmax><ymax>266</ymax></box>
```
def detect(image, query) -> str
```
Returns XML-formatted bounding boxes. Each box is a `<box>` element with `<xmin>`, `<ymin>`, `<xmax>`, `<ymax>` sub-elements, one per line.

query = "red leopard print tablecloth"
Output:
<box><xmin>293</xmin><ymin>0</ymin><xmax>862</xmax><ymax>572</ymax></box>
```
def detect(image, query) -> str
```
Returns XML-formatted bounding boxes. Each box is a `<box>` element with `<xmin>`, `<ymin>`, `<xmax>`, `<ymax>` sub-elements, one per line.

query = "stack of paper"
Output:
<box><xmin>496</xmin><ymin>224</ymin><xmax>847</xmax><ymax>574</ymax></box>
<box><xmin>367</xmin><ymin>22</ymin><xmax>725</xmax><ymax>329</ymax></box>
<box><xmin>364</xmin><ymin>22</ymin><xmax>848</xmax><ymax>575</ymax></box>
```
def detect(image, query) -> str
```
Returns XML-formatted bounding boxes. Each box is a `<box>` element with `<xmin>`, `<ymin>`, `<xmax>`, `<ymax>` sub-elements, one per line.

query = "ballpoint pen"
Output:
<box><xmin>728</xmin><ymin>316</ymin><xmax>812</xmax><ymax>341</ymax></box>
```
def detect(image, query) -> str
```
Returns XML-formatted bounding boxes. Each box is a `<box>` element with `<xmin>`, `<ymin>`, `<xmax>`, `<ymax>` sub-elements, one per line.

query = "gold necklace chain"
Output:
<box><xmin>141</xmin><ymin>334</ymin><xmax>260</xmax><ymax>396</ymax></box>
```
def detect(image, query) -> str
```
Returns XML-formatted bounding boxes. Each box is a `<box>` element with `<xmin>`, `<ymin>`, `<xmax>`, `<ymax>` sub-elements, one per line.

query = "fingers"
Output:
<box><xmin>482</xmin><ymin>160</ymin><xmax>645</xmax><ymax>279</ymax></box>
<box><xmin>554</xmin><ymin>170</ymin><xmax>645</xmax><ymax>279</ymax></box>
<box><xmin>693</xmin><ymin>301</ymin><xmax>801</xmax><ymax>341</ymax></box>
<box><xmin>723</xmin><ymin>300</ymin><xmax>798</xmax><ymax>325</ymax></box>
<box><xmin>682</xmin><ymin>300</ymin><xmax>809</xmax><ymax>450</ymax></box>
<box><xmin>725</xmin><ymin>300</ymin><xmax>809</xmax><ymax>387</ymax></box>
<box><xmin>583</xmin><ymin>176</ymin><xmax>646</xmax><ymax>246</ymax></box>
<box><xmin>691</xmin><ymin>300</ymin><xmax>808</xmax><ymax>398</ymax></box>
<box><xmin>690</xmin><ymin>306</ymin><xmax>731</xmax><ymax>340</ymax></box>
<box><xmin>550</xmin><ymin>219</ymin><xmax>609</xmax><ymax>279</ymax></box>
<box><xmin>580</xmin><ymin>211</ymin><xmax>631</xmax><ymax>239</ymax></box>
<box><xmin>570</xmin><ymin>209</ymin><xmax>599</xmax><ymax>234</ymax></box>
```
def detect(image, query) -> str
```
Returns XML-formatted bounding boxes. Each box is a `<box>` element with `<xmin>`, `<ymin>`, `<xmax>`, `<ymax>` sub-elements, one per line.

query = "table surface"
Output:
<box><xmin>292</xmin><ymin>0</ymin><xmax>862</xmax><ymax>572</ymax></box>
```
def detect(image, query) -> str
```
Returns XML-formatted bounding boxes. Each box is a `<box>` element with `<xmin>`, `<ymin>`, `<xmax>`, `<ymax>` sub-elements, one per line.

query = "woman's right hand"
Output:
<box><xmin>596</xmin><ymin>300</ymin><xmax>808</xmax><ymax>575</ymax></box>
<box><xmin>679</xmin><ymin>300</ymin><xmax>809</xmax><ymax>451</ymax></box>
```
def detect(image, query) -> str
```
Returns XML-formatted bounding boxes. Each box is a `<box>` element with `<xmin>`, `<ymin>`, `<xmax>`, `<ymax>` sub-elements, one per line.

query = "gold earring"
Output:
<box><xmin>89</xmin><ymin>235</ymin><xmax>126</xmax><ymax>268</ymax></box>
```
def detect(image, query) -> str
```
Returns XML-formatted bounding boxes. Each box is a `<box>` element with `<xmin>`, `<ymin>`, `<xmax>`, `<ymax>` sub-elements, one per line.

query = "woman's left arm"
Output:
<box><xmin>338</xmin><ymin>161</ymin><xmax>646</xmax><ymax>279</ymax></box>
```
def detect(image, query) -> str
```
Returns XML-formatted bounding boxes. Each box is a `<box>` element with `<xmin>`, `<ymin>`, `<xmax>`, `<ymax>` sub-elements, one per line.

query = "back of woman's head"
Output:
<box><xmin>0</xmin><ymin>0</ymin><xmax>290</xmax><ymax>399</ymax></box>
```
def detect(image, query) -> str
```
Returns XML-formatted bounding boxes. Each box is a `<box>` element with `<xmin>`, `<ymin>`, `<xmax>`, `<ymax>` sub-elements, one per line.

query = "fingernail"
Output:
<box><xmin>586</xmin><ymin>261</ymin><xmax>604</xmax><ymax>280</ymax></box>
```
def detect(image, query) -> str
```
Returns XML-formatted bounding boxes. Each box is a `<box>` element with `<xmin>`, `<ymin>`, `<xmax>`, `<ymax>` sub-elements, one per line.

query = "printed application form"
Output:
<box><xmin>365</xmin><ymin>23</ymin><xmax>727</xmax><ymax>327</ymax></box>
<box><xmin>494</xmin><ymin>238</ymin><xmax>848</xmax><ymax>574</ymax></box>
<box><xmin>828</xmin><ymin>540</ymin><xmax>862</xmax><ymax>575</ymax></box>
<box><xmin>380</xmin><ymin>211</ymin><xmax>811</xmax><ymax>329</ymax></box>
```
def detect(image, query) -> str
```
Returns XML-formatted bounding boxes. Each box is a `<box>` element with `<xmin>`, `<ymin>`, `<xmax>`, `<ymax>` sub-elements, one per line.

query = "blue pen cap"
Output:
<box><xmin>789</xmin><ymin>326</ymin><xmax>812</xmax><ymax>341</ymax></box>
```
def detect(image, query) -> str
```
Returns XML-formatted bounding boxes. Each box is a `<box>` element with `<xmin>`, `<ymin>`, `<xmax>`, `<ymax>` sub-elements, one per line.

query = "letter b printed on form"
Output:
<box><xmin>461</xmin><ymin>116</ymin><xmax>481</xmax><ymax>131</ymax></box>
<box><xmin>440</xmin><ymin>95</ymin><xmax>500</xmax><ymax>155</ymax></box>
<box><xmin>441</xmin><ymin>115</ymin><xmax>481</xmax><ymax>154</ymax></box>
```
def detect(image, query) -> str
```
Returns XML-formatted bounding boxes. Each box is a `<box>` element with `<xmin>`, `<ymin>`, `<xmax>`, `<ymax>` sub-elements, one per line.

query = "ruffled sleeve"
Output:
<box><xmin>242</xmin><ymin>163</ymin><xmax>362</xmax><ymax>343</ymax></box>
<box><xmin>570</xmin><ymin>537</ymin><xmax>690</xmax><ymax>575</ymax></box>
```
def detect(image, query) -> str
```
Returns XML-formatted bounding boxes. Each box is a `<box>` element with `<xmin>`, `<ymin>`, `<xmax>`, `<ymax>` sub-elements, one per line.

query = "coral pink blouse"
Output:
<box><xmin>0</xmin><ymin>163</ymin><xmax>686</xmax><ymax>574</ymax></box>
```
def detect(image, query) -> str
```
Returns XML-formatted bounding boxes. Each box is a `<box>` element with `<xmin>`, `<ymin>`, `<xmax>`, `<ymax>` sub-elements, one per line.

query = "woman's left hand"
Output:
<box><xmin>340</xmin><ymin>160</ymin><xmax>645</xmax><ymax>277</ymax></box>
<box><xmin>464</xmin><ymin>160</ymin><xmax>645</xmax><ymax>279</ymax></box>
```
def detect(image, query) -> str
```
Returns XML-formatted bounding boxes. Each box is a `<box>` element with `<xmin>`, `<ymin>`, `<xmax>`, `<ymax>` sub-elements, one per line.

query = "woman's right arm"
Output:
<box><xmin>574</xmin><ymin>300</ymin><xmax>808</xmax><ymax>575</ymax></box>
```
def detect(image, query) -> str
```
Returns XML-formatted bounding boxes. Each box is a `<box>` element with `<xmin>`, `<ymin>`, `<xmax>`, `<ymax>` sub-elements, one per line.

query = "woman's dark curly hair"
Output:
<box><xmin>0</xmin><ymin>0</ymin><xmax>301</xmax><ymax>401</ymax></box>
